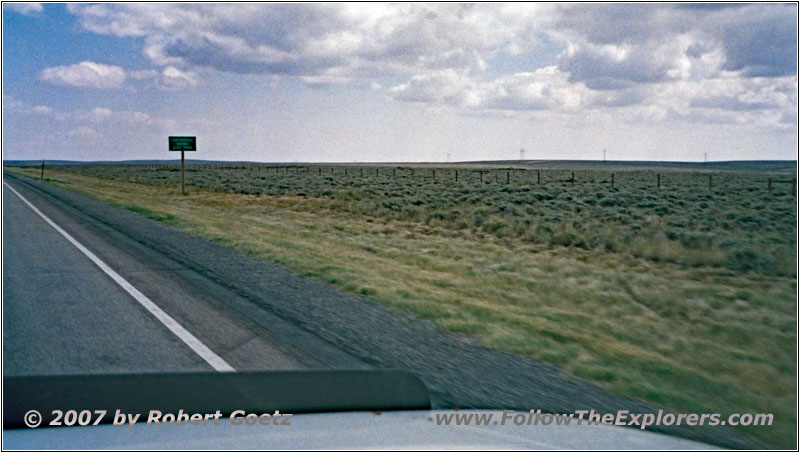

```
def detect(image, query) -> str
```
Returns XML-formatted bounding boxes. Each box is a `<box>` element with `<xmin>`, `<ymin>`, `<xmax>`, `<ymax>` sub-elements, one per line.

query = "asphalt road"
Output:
<box><xmin>4</xmin><ymin>184</ymin><xmax>211</xmax><ymax>374</ymax></box>
<box><xmin>1</xmin><ymin>173</ymin><xmax>759</xmax><ymax>448</ymax></box>
<box><xmin>3</xmin><ymin>178</ymin><xmax>367</xmax><ymax>375</ymax></box>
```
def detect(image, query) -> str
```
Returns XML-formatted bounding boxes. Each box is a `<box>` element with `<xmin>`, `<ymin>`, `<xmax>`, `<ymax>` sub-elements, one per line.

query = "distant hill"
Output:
<box><xmin>455</xmin><ymin>160</ymin><xmax>798</xmax><ymax>173</ymax></box>
<box><xmin>2</xmin><ymin>159</ymin><xmax>227</xmax><ymax>166</ymax></box>
<box><xmin>3</xmin><ymin>159</ymin><xmax>796</xmax><ymax>173</ymax></box>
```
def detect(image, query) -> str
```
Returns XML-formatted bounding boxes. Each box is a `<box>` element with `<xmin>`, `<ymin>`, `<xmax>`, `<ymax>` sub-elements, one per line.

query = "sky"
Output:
<box><xmin>2</xmin><ymin>2</ymin><xmax>798</xmax><ymax>163</ymax></box>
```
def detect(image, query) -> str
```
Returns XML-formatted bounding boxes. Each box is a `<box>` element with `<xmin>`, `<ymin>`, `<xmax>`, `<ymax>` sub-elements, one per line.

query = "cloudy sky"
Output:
<box><xmin>3</xmin><ymin>3</ymin><xmax>797</xmax><ymax>162</ymax></box>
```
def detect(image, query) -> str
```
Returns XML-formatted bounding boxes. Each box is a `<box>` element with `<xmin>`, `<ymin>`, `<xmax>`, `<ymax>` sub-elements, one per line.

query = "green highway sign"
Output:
<box><xmin>169</xmin><ymin>136</ymin><xmax>197</xmax><ymax>151</ymax></box>
<box><xmin>169</xmin><ymin>136</ymin><xmax>196</xmax><ymax>195</ymax></box>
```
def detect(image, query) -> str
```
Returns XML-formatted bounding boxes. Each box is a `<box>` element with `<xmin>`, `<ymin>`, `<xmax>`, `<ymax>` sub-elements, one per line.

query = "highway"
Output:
<box><xmin>4</xmin><ymin>182</ymin><xmax>214</xmax><ymax>374</ymax></box>
<box><xmin>3</xmin><ymin>178</ymin><xmax>366</xmax><ymax>375</ymax></box>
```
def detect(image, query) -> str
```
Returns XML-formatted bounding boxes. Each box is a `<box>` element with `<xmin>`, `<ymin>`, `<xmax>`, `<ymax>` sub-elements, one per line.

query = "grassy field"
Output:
<box><xmin>5</xmin><ymin>162</ymin><xmax>796</xmax><ymax>447</ymax></box>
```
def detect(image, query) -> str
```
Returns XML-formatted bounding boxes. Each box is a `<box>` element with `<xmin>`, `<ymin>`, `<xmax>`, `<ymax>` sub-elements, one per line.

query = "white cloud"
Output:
<box><xmin>20</xmin><ymin>102</ymin><xmax>170</xmax><ymax>128</ymax></box>
<box><xmin>65</xmin><ymin>3</ymin><xmax>796</xmax><ymax>85</ymax></box>
<box><xmin>73</xmin><ymin>106</ymin><xmax>160</xmax><ymax>126</ymax></box>
<box><xmin>4</xmin><ymin>3</ymin><xmax>43</xmax><ymax>16</ymax></box>
<box><xmin>157</xmin><ymin>66</ymin><xmax>198</xmax><ymax>90</ymax></box>
<box><xmin>67</xmin><ymin>126</ymin><xmax>99</xmax><ymax>138</ymax></box>
<box><xmin>645</xmin><ymin>75</ymin><xmax>798</xmax><ymax>129</ymax></box>
<box><xmin>39</xmin><ymin>61</ymin><xmax>198</xmax><ymax>91</ymax></box>
<box><xmin>65</xmin><ymin>3</ymin><xmax>552</xmax><ymax>80</ymax></box>
<box><xmin>87</xmin><ymin>107</ymin><xmax>113</xmax><ymax>122</ymax></box>
<box><xmin>391</xmin><ymin>67</ymin><xmax>598</xmax><ymax>112</ymax></box>
<box><xmin>2</xmin><ymin>95</ymin><xmax>27</xmax><ymax>112</ymax></box>
<box><xmin>128</xmin><ymin>69</ymin><xmax>158</xmax><ymax>80</ymax></box>
<box><xmin>32</xmin><ymin>105</ymin><xmax>53</xmax><ymax>115</ymax></box>
<box><xmin>129</xmin><ymin>66</ymin><xmax>198</xmax><ymax>90</ymax></box>
<box><xmin>390</xmin><ymin>69</ymin><xmax>488</xmax><ymax>107</ymax></box>
<box><xmin>550</xmin><ymin>4</ymin><xmax>797</xmax><ymax>86</ymax></box>
<box><xmin>389</xmin><ymin>65</ymin><xmax>797</xmax><ymax>132</ymax></box>
<box><xmin>485</xmin><ymin>67</ymin><xmax>588</xmax><ymax>111</ymax></box>
<box><xmin>39</xmin><ymin>61</ymin><xmax>126</xmax><ymax>89</ymax></box>
<box><xmin>56</xmin><ymin>3</ymin><xmax>798</xmax><ymax>130</ymax></box>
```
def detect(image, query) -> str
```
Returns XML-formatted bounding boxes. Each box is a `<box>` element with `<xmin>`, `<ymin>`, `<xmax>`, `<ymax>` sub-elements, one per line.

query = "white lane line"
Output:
<box><xmin>3</xmin><ymin>181</ymin><xmax>236</xmax><ymax>372</ymax></box>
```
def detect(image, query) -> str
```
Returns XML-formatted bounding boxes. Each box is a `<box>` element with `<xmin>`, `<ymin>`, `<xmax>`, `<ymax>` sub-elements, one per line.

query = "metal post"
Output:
<box><xmin>40</xmin><ymin>160</ymin><xmax>44</xmax><ymax>179</ymax></box>
<box><xmin>181</xmin><ymin>151</ymin><xmax>185</xmax><ymax>195</ymax></box>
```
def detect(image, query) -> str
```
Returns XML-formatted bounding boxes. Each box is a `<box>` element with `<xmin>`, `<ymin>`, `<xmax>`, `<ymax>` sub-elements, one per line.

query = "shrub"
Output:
<box><xmin>678</xmin><ymin>233</ymin><xmax>714</xmax><ymax>249</ymax></box>
<box><xmin>482</xmin><ymin>219</ymin><xmax>509</xmax><ymax>236</ymax></box>
<box><xmin>724</xmin><ymin>248</ymin><xmax>776</xmax><ymax>274</ymax></box>
<box><xmin>550</xmin><ymin>232</ymin><xmax>589</xmax><ymax>249</ymax></box>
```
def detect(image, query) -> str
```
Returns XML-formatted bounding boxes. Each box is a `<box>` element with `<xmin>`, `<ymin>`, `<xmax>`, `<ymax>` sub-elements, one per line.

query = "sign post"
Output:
<box><xmin>168</xmin><ymin>136</ymin><xmax>196</xmax><ymax>195</ymax></box>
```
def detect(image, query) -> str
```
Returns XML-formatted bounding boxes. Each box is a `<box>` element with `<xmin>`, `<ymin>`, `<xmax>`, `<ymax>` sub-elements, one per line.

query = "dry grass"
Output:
<box><xmin>6</xmin><ymin>166</ymin><xmax>796</xmax><ymax>448</ymax></box>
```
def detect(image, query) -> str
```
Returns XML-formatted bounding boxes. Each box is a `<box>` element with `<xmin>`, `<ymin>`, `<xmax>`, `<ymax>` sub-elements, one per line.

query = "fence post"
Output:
<box><xmin>40</xmin><ymin>160</ymin><xmax>44</xmax><ymax>179</ymax></box>
<box><xmin>432</xmin><ymin>169</ymin><xmax>436</xmax><ymax>180</ymax></box>
<box><xmin>657</xmin><ymin>173</ymin><xmax>660</xmax><ymax>189</ymax></box>
<box><xmin>455</xmin><ymin>170</ymin><xmax>458</xmax><ymax>182</ymax></box>
<box><xmin>611</xmin><ymin>173</ymin><xmax>614</xmax><ymax>188</ymax></box>
<box><xmin>708</xmin><ymin>174</ymin><xmax>712</xmax><ymax>190</ymax></box>
<box><xmin>537</xmin><ymin>170</ymin><xmax>540</xmax><ymax>185</ymax></box>
<box><xmin>571</xmin><ymin>171</ymin><xmax>575</xmax><ymax>186</ymax></box>
<box><xmin>506</xmin><ymin>171</ymin><xmax>510</xmax><ymax>184</ymax></box>
<box><xmin>768</xmin><ymin>178</ymin><xmax>772</xmax><ymax>193</ymax></box>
